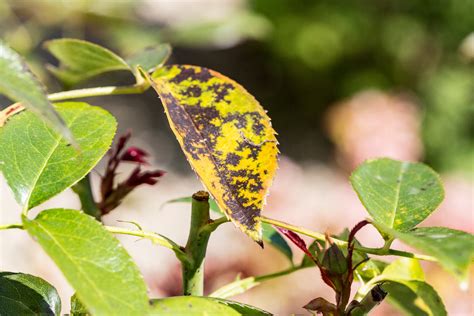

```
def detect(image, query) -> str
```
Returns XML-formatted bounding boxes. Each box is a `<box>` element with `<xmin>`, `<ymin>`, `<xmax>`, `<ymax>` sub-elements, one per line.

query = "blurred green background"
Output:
<box><xmin>1</xmin><ymin>0</ymin><xmax>472</xmax><ymax>175</ymax></box>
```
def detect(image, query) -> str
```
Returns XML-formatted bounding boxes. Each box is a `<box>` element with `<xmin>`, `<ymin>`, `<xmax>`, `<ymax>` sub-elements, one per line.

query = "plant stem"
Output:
<box><xmin>105</xmin><ymin>225</ymin><xmax>190</xmax><ymax>265</ymax></box>
<box><xmin>0</xmin><ymin>223</ymin><xmax>23</xmax><ymax>230</ymax></box>
<box><xmin>72</xmin><ymin>175</ymin><xmax>101</xmax><ymax>219</ymax></box>
<box><xmin>182</xmin><ymin>191</ymin><xmax>212</xmax><ymax>296</ymax></box>
<box><xmin>259</xmin><ymin>216</ymin><xmax>437</xmax><ymax>262</ymax></box>
<box><xmin>47</xmin><ymin>84</ymin><xmax>148</xmax><ymax>101</ymax></box>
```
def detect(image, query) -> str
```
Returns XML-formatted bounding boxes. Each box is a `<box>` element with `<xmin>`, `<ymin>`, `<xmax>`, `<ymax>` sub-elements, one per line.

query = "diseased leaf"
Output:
<box><xmin>163</xmin><ymin>196</ymin><xmax>292</xmax><ymax>261</ymax></box>
<box><xmin>375</xmin><ymin>224</ymin><xmax>474</xmax><ymax>283</ymax></box>
<box><xmin>0</xmin><ymin>102</ymin><xmax>116</xmax><ymax>210</ymax></box>
<box><xmin>0</xmin><ymin>40</ymin><xmax>74</xmax><ymax>144</ymax></box>
<box><xmin>350</xmin><ymin>158</ymin><xmax>444</xmax><ymax>231</ymax></box>
<box><xmin>24</xmin><ymin>209</ymin><xmax>149</xmax><ymax>316</ymax></box>
<box><xmin>150</xmin><ymin>65</ymin><xmax>279</xmax><ymax>242</ymax></box>
<box><xmin>0</xmin><ymin>272</ymin><xmax>61</xmax><ymax>315</ymax></box>
<box><xmin>383</xmin><ymin>281</ymin><xmax>446</xmax><ymax>316</ymax></box>
<box><xmin>44</xmin><ymin>38</ymin><xmax>131</xmax><ymax>87</ymax></box>
<box><xmin>126</xmin><ymin>43</ymin><xmax>171</xmax><ymax>73</ymax></box>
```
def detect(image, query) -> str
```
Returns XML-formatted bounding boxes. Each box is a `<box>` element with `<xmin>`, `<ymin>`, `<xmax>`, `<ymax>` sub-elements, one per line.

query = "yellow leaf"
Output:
<box><xmin>149</xmin><ymin>65</ymin><xmax>278</xmax><ymax>242</ymax></box>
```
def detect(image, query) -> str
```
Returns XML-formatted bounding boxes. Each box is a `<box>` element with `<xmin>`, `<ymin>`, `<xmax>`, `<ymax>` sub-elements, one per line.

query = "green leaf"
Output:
<box><xmin>0</xmin><ymin>102</ymin><xmax>116</xmax><ymax>210</ymax></box>
<box><xmin>358</xmin><ymin>259</ymin><xmax>446</xmax><ymax>316</ymax></box>
<box><xmin>0</xmin><ymin>40</ymin><xmax>74</xmax><ymax>145</ymax></box>
<box><xmin>379</xmin><ymin>257</ymin><xmax>425</xmax><ymax>282</ymax></box>
<box><xmin>383</xmin><ymin>281</ymin><xmax>446</xmax><ymax>316</ymax></box>
<box><xmin>208</xmin><ymin>297</ymin><xmax>272</xmax><ymax>316</ymax></box>
<box><xmin>0</xmin><ymin>272</ymin><xmax>61</xmax><ymax>315</ymax></box>
<box><xmin>44</xmin><ymin>38</ymin><xmax>131</xmax><ymax>87</ymax></box>
<box><xmin>375</xmin><ymin>224</ymin><xmax>474</xmax><ymax>283</ymax></box>
<box><xmin>354</xmin><ymin>259</ymin><xmax>387</xmax><ymax>282</ymax></box>
<box><xmin>350</xmin><ymin>158</ymin><xmax>444</xmax><ymax>231</ymax></box>
<box><xmin>150</xmin><ymin>65</ymin><xmax>279</xmax><ymax>242</ymax></box>
<box><xmin>126</xmin><ymin>43</ymin><xmax>171</xmax><ymax>73</ymax></box>
<box><xmin>163</xmin><ymin>196</ymin><xmax>292</xmax><ymax>261</ymax></box>
<box><xmin>23</xmin><ymin>209</ymin><xmax>149</xmax><ymax>316</ymax></box>
<box><xmin>356</xmin><ymin>258</ymin><xmax>424</xmax><ymax>299</ymax></box>
<box><xmin>70</xmin><ymin>293</ymin><xmax>89</xmax><ymax>316</ymax></box>
<box><xmin>150</xmin><ymin>296</ymin><xmax>271</xmax><ymax>316</ymax></box>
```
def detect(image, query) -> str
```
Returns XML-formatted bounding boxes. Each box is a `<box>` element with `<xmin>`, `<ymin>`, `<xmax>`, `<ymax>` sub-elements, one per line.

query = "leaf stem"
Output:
<box><xmin>104</xmin><ymin>225</ymin><xmax>189</xmax><ymax>264</ymax></box>
<box><xmin>0</xmin><ymin>223</ymin><xmax>23</xmax><ymax>230</ymax></box>
<box><xmin>259</xmin><ymin>216</ymin><xmax>437</xmax><ymax>262</ymax></box>
<box><xmin>47</xmin><ymin>83</ymin><xmax>149</xmax><ymax>102</ymax></box>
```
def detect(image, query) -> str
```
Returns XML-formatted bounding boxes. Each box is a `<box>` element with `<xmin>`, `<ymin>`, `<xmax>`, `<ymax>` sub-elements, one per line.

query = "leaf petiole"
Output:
<box><xmin>259</xmin><ymin>216</ymin><xmax>437</xmax><ymax>262</ymax></box>
<box><xmin>105</xmin><ymin>225</ymin><xmax>190</xmax><ymax>265</ymax></box>
<box><xmin>0</xmin><ymin>223</ymin><xmax>23</xmax><ymax>230</ymax></box>
<box><xmin>48</xmin><ymin>82</ymin><xmax>149</xmax><ymax>102</ymax></box>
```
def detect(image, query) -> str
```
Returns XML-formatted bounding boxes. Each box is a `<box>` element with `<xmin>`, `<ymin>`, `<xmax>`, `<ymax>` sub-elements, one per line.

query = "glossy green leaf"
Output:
<box><xmin>350</xmin><ymin>158</ymin><xmax>444</xmax><ymax>231</ymax></box>
<box><xmin>150</xmin><ymin>296</ymin><xmax>271</xmax><ymax>316</ymax></box>
<box><xmin>376</xmin><ymin>224</ymin><xmax>474</xmax><ymax>283</ymax></box>
<box><xmin>0</xmin><ymin>102</ymin><xmax>116</xmax><ymax>210</ymax></box>
<box><xmin>0</xmin><ymin>272</ymin><xmax>61</xmax><ymax>315</ymax></box>
<box><xmin>23</xmin><ymin>209</ymin><xmax>149</xmax><ymax>316</ymax></box>
<box><xmin>126</xmin><ymin>43</ymin><xmax>171</xmax><ymax>73</ymax></box>
<box><xmin>356</xmin><ymin>258</ymin><xmax>424</xmax><ymax>299</ymax></box>
<box><xmin>44</xmin><ymin>38</ymin><xmax>131</xmax><ymax>87</ymax></box>
<box><xmin>383</xmin><ymin>281</ymin><xmax>446</xmax><ymax>316</ymax></box>
<box><xmin>358</xmin><ymin>259</ymin><xmax>446</xmax><ymax>316</ymax></box>
<box><xmin>163</xmin><ymin>196</ymin><xmax>292</xmax><ymax>261</ymax></box>
<box><xmin>379</xmin><ymin>257</ymin><xmax>425</xmax><ymax>282</ymax></box>
<box><xmin>0</xmin><ymin>40</ymin><xmax>74</xmax><ymax>145</ymax></box>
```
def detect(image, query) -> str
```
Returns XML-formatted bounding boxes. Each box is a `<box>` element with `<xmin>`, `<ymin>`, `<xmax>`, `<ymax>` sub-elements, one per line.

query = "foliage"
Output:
<box><xmin>0</xmin><ymin>40</ymin><xmax>74</xmax><ymax>144</ymax></box>
<box><xmin>0</xmin><ymin>272</ymin><xmax>61</xmax><ymax>315</ymax></box>
<box><xmin>1</xmin><ymin>0</ymin><xmax>472</xmax><ymax>174</ymax></box>
<box><xmin>0</xmin><ymin>38</ymin><xmax>472</xmax><ymax>315</ymax></box>
<box><xmin>0</xmin><ymin>102</ymin><xmax>116</xmax><ymax>210</ymax></box>
<box><xmin>150</xmin><ymin>65</ymin><xmax>278</xmax><ymax>242</ymax></box>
